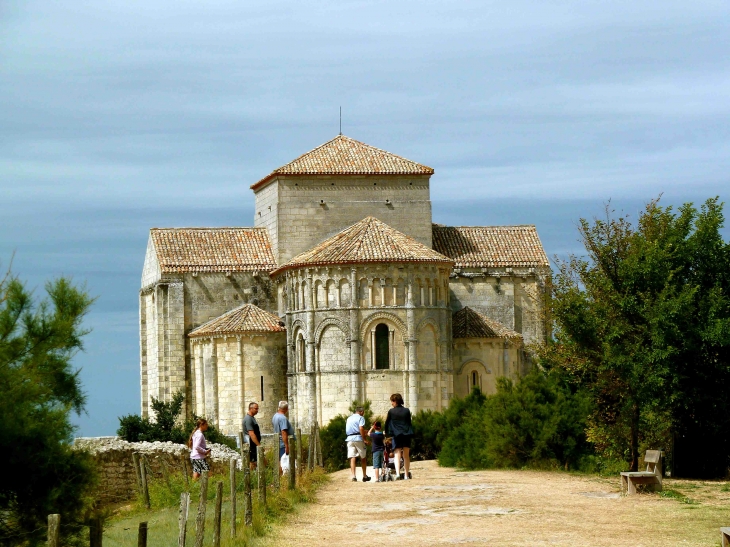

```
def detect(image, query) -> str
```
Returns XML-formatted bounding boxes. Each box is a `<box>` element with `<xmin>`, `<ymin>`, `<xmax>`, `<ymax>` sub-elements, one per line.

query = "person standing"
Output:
<box><xmin>384</xmin><ymin>393</ymin><xmax>413</xmax><ymax>480</ymax></box>
<box><xmin>346</xmin><ymin>406</ymin><xmax>371</xmax><ymax>482</ymax></box>
<box><xmin>368</xmin><ymin>421</ymin><xmax>385</xmax><ymax>482</ymax></box>
<box><xmin>272</xmin><ymin>401</ymin><xmax>292</xmax><ymax>475</ymax></box>
<box><xmin>188</xmin><ymin>418</ymin><xmax>212</xmax><ymax>481</ymax></box>
<box><xmin>243</xmin><ymin>402</ymin><xmax>261</xmax><ymax>470</ymax></box>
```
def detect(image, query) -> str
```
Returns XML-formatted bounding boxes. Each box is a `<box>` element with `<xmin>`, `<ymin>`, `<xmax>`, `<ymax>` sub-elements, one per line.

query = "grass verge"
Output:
<box><xmin>103</xmin><ymin>455</ymin><xmax>328</xmax><ymax>547</ymax></box>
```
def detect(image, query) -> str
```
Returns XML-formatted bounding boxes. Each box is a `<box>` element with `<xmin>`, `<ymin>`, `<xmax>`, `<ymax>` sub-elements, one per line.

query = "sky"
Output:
<box><xmin>1</xmin><ymin>0</ymin><xmax>728</xmax><ymax>436</ymax></box>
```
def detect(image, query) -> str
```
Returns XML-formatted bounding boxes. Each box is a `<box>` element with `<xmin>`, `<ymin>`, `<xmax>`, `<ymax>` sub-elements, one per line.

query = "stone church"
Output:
<box><xmin>140</xmin><ymin>135</ymin><xmax>550</xmax><ymax>435</ymax></box>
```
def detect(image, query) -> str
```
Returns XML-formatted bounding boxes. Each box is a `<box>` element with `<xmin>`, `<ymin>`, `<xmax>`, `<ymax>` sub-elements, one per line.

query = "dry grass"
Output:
<box><xmin>259</xmin><ymin>461</ymin><xmax>730</xmax><ymax>547</ymax></box>
<box><xmin>102</xmin><ymin>468</ymin><xmax>328</xmax><ymax>547</ymax></box>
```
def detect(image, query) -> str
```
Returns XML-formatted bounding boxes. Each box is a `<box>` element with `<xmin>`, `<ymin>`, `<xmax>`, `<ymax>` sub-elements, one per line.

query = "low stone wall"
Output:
<box><xmin>73</xmin><ymin>436</ymin><xmax>277</xmax><ymax>506</ymax></box>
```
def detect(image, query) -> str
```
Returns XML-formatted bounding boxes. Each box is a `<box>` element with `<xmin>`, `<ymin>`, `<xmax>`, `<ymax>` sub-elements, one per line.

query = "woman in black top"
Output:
<box><xmin>384</xmin><ymin>393</ymin><xmax>413</xmax><ymax>480</ymax></box>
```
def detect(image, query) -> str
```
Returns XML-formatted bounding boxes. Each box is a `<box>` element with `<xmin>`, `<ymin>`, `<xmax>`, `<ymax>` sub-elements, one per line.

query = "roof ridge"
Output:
<box><xmin>151</xmin><ymin>227</ymin><xmax>264</xmax><ymax>231</ymax></box>
<box><xmin>433</xmin><ymin>225</ymin><xmax>538</xmax><ymax>229</ymax></box>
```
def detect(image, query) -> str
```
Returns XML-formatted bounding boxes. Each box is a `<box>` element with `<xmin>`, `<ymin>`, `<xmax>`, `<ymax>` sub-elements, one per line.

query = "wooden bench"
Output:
<box><xmin>721</xmin><ymin>527</ymin><xmax>730</xmax><ymax>547</ymax></box>
<box><xmin>620</xmin><ymin>450</ymin><xmax>663</xmax><ymax>494</ymax></box>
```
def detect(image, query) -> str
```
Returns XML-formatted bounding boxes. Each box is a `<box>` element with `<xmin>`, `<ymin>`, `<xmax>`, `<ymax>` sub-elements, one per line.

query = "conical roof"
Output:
<box><xmin>251</xmin><ymin>135</ymin><xmax>433</xmax><ymax>191</ymax></box>
<box><xmin>452</xmin><ymin>307</ymin><xmax>522</xmax><ymax>341</ymax></box>
<box><xmin>188</xmin><ymin>304</ymin><xmax>284</xmax><ymax>338</ymax></box>
<box><xmin>271</xmin><ymin>217</ymin><xmax>452</xmax><ymax>276</ymax></box>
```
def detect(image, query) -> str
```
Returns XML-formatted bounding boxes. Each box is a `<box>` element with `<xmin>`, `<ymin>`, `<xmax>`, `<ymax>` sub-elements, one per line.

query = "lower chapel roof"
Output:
<box><xmin>452</xmin><ymin>307</ymin><xmax>522</xmax><ymax>341</ymax></box>
<box><xmin>188</xmin><ymin>304</ymin><xmax>285</xmax><ymax>338</ymax></box>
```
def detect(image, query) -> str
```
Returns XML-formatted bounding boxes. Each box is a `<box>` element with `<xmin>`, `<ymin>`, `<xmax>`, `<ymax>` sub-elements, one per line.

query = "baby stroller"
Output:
<box><xmin>379</xmin><ymin>439</ymin><xmax>411</xmax><ymax>481</ymax></box>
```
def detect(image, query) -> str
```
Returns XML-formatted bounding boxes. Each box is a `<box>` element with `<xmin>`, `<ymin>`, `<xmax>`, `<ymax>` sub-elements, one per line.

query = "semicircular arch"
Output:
<box><xmin>457</xmin><ymin>358</ymin><xmax>492</xmax><ymax>375</ymax></box>
<box><xmin>359</xmin><ymin>312</ymin><xmax>407</xmax><ymax>341</ymax></box>
<box><xmin>315</xmin><ymin>317</ymin><xmax>350</xmax><ymax>345</ymax></box>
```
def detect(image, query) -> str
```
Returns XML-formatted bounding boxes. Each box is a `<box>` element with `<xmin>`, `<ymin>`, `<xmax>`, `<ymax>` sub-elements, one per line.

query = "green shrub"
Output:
<box><xmin>117</xmin><ymin>390</ymin><xmax>236</xmax><ymax>450</ymax></box>
<box><xmin>480</xmin><ymin>369</ymin><xmax>593</xmax><ymax>469</ymax></box>
<box><xmin>437</xmin><ymin>370</ymin><xmax>593</xmax><ymax>470</ymax></box>
<box><xmin>411</xmin><ymin>409</ymin><xmax>445</xmax><ymax>461</ymax></box>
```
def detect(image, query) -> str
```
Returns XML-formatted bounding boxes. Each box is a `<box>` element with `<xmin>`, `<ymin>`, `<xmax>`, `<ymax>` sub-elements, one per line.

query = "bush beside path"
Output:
<box><xmin>259</xmin><ymin>461</ymin><xmax>730</xmax><ymax>547</ymax></box>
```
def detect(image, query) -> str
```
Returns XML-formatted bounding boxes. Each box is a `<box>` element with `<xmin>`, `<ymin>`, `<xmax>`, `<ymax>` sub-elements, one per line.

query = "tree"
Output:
<box><xmin>539</xmin><ymin>198</ymin><xmax>730</xmax><ymax>474</ymax></box>
<box><xmin>0</xmin><ymin>265</ymin><xmax>96</xmax><ymax>545</ymax></box>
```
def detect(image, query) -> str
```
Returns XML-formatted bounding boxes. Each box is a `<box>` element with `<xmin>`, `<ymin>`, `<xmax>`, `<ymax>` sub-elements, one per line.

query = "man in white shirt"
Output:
<box><xmin>345</xmin><ymin>406</ymin><xmax>371</xmax><ymax>482</ymax></box>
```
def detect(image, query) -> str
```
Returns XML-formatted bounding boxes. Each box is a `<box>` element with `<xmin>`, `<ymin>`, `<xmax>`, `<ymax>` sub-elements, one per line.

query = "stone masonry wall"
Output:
<box><xmin>451</xmin><ymin>338</ymin><xmax>523</xmax><ymax>397</ymax></box>
<box><xmin>191</xmin><ymin>333</ymin><xmax>287</xmax><ymax>437</ymax></box>
<box><xmin>449</xmin><ymin>271</ymin><xmax>548</xmax><ymax>347</ymax></box>
<box><xmin>255</xmin><ymin>174</ymin><xmax>433</xmax><ymax>264</ymax></box>
<box><xmin>73</xmin><ymin>438</ymin><xmax>246</xmax><ymax>506</ymax></box>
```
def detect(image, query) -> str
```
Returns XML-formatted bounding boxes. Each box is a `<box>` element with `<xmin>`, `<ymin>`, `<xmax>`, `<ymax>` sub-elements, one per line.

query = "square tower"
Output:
<box><xmin>251</xmin><ymin>135</ymin><xmax>434</xmax><ymax>264</ymax></box>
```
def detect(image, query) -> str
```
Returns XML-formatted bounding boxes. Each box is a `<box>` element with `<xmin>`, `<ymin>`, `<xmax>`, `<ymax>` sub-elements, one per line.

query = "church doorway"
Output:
<box><xmin>375</xmin><ymin>323</ymin><xmax>390</xmax><ymax>369</ymax></box>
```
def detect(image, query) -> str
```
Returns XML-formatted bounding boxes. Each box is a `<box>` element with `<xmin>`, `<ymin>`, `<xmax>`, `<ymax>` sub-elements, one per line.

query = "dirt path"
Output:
<box><xmin>260</xmin><ymin>460</ymin><xmax>729</xmax><ymax>547</ymax></box>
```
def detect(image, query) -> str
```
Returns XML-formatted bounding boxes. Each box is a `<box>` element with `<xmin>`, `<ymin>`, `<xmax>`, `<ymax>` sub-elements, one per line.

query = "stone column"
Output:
<box><xmin>349</xmin><ymin>268</ymin><xmax>360</xmax><ymax>402</ymax></box>
<box><xmin>204</xmin><ymin>339</ymin><xmax>219</xmax><ymax>426</ymax></box>
<box><xmin>503</xmin><ymin>341</ymin><xmax>510</xmax><ymax>378</ymax></box>
<box><xmin>370</xmin><ymin>329</ymin><xmax>376</xmax><ymax>370</ymax></box>
<box><xmin>406</xmin><ymin>278</ymin><xmax>418</xmax><ymax>409</ymax></box>
<box><xmin>237</xmin><ymin>336</ymin><xmax>245</xmax><ymax>429</ymax></box>
<box><xmin>389</xmin><ymin>328</ymin><xmax>395</xmax><ymax>369</ymax></box>
<box><xmin>380</xmin><ymin>281</ymin><xmax>385</xmax><ymax>307</ymax></box>
<box><xmin>195</xmin><ymin>341</ymin><xmax>205</xmax><ymax>417</ymax></box>
<box><xmin>368</xmin><ymin>280</ymin><xmax>374</xmax><ymax>307</ymax></box>
<box><xmin>392</xmin><ymin>285</ymin><xmax>397</xmax><ymax>306</ymax></box>
<box><xmin>306</xmin><ymin>271</ymin><xmax>317</xmax><ymax>426</ymax></box>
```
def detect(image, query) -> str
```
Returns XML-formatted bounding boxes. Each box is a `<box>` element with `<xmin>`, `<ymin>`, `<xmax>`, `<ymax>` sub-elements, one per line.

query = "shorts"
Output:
<box><xmin>191</xmin><ymin>458</ymin><xmax>210</xmax><ymax>474</ymax></box>
<box><xmin>393</xmin><ymin>434</ymin><xmax>412</xmax><ymax>450</ymax></box>
<box><xmin>249</xmin><ymin>444</ymin><xmax>258</xmax><ymax>463</ymax></box>
<box><xmin>372</xmin><ymin>450</ymin><xmax>384</xmax><ymax>468</ymax></box>
<box><xmin>279</xmin><ymin>444</ymin><xmax>286</xmax><ymax>459</ymax></box>
<box><xmin>347</xmin><ymin>440</ymin><xmax>367</xmax><ymax>459</ymax></box>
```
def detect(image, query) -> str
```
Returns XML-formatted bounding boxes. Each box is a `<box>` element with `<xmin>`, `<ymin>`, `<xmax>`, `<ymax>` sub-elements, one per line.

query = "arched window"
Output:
<box><xmin>375</xmin><ymin>323</ymin><xmax>390</xmax><ymax>370</ymax></box>
<box><xmin>470</xmin><ymin>370</ymin><xmax>480</xmax><ymax>392</ymax></box>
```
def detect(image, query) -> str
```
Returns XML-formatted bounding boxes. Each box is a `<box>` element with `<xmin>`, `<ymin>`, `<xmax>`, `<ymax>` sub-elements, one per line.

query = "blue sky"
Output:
<box><xmin>1</xmin><ymin>0</ymin><xmax>728</xmax><ymax>436</ymax></box>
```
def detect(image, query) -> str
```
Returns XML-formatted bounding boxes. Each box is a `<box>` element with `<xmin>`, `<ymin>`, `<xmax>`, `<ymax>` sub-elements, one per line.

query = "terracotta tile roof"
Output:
<box><xmin>271</xmin><ymin>217</ymin><xmax>452</xmax><ymax>276</ymax></box>
<box><xmin>452</xmin><ymin>307</ymin><xmax>522</xmax><ymax>340</ymax></box>
<box><xmin>188</xmin><ymin>304</ymin><xmax>285</xmax><ymax>337</ymax></box>
<box><xmin>151</xmin><ymin>228</ymin><xmax>277</xmax><ymax>273</ymax></box>
<box><xmin>432</xmin><ymin>225</ymin><xmax>549</xmax><ymax>269</ymax></box>
<box><xmin>251</xmin><ymin>135</ymin><xmax>434</xmax><ymax>191</ymax></box>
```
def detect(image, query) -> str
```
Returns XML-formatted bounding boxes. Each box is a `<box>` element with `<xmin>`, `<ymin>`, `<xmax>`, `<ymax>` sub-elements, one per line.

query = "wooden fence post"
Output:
<box><xmin>139</xmin><ymin>458</ymin><xmax>151</xmax><ymax>509</ymax></box>
<box><xmin>132</xmin><ymin>453</ymin><xmax>142</xmax><ymax>491</ymax></box>
<box><xmin>137</xmin><ymin>522</ymin><xmax>147</xmax><ymax>547</ymax></box>
<box><xmin>314</xmin><ymin>422</ymin><xmax>324</xmax><ymax>467</ymax></box>
<box><xmin>238</xmin><ymin>431</ymin><xmax>245</xmax><ymax>461</ymax></box>
<box><xmin>273</xmin><ymin>440</ymin><xmax>281</xmax><ymax>489</ymax></box>
<box><xmin>257</xmin><ymin>445</ymin><xmax>266</xmax><ymax>505</ymax></box>
<box><xmin>244</xmin><ymin>444</ymin><xmax>252</xmax><ymax>527</ymax></box>
<box><xmin>47</xmin><ymin>514</ymin><xmax>60</xmax><ymax>547</ymax></box>
<box><xmin>89</xmin><ymin>516</ymin><xmax>103</xmax><ymax>547</ymax></box>
<box><xmin>212</xmin><ymin>481</ymin><xmax>223</xmax><ymax>547</ymax></box>
<box><xmin>296</xmin><ymin>427</ymin><xmax>303</xmax><ymax>477</ymax></box>
<box><xmin>194</xmin><ymin>472</ymin><xmax>208</xmax><ymax>547</ymax></box>
<box><xmin>288</xmin><ymin>437</ymin><xmax>297</xmax><ymax>490</ymax></box>
<box><xmin>181</xmin><ymin>457</ymin><xmax>190</xmax><ymax>490</ymax></box>
<box><xmin>308</xmin><ymin>425</ymin><xmax>315</xmax><ymax>471</ymax></box>
<box><xmin>230</xmin><ymin>458</ymin><xmax>237</xmax><ymax>538</ymax></box>
<box><xmin>177</xmin><ymin>491</ymin><xmax>190</xmax><ymax>547</ymax></box>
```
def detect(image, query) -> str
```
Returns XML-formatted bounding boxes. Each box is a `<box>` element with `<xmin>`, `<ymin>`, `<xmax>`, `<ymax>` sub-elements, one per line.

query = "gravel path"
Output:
<box><xmin>259</xmin><ymin>460</ymin><xmax>726</xmax><ymax>546</ymax></box>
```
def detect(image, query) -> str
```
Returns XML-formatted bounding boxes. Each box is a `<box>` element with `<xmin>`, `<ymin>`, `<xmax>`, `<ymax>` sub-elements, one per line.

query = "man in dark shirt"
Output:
<box><xmin>243</xmin><ymin>402</ymin><xmax>261</xmax><ymax>470</ymax></box>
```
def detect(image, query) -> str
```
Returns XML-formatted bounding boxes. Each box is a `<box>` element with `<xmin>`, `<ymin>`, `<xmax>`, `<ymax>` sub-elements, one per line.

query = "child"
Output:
<box><xmin>368</xmin><ymin>421</ymin><xmax>385</xmax><ymax>482</ymax></box>
<box><xmin>188</xmin><ymin>418</ymin><xmax>212</xmax><ymax>480</ymax></box>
